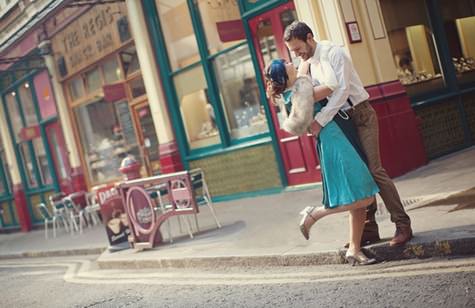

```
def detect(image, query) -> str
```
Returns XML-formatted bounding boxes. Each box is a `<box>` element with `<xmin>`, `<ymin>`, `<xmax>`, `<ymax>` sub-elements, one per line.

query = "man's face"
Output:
<box><xmin>285</xmin><ymin>37</ymin><xmax>314</xmax><ymax>61</ymax></box>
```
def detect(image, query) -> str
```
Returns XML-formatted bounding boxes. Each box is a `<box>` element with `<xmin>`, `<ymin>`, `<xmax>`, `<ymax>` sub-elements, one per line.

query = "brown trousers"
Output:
<box><xmin>348</xmin><ymin>101</ymin><xmax>411</xmax><ymax>232</ymax></box>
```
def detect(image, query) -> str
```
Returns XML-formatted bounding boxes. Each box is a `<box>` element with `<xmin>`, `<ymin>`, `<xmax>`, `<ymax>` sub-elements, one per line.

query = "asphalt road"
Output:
<box><xmin>0</xmin><ymin>256</ymin><xmax>474</xmax><ymax>308</ymax></box>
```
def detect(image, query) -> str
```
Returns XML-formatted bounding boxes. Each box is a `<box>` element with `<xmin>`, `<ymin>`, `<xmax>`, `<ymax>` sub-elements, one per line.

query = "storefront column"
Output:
<box><xmin>0</xmin><ymin>100</ymin><xmax>31</xmax><ymax>231</ymax></box>
<box><xmin>125</xmin><ymin>0</ymin><xmax>183</xmax><ymax>173</ymax></box>
<box><xmin>39</xmin><ymin>40</ymin><xmax>87</xmax><ymax>192</ymax></box>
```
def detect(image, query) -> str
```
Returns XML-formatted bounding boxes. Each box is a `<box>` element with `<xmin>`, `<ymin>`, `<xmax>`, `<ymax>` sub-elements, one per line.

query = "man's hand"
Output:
<box><xmin>308</xmin><ymin>120</ymin><xmax>321</xmax><ymax>136</ymax></box>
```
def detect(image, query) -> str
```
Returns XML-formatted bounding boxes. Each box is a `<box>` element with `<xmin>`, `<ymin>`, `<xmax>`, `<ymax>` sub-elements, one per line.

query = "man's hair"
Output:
<box><xmin>284</xmin><ymin>21</ymin><xmax>313</xmax><ymax>42</ymax></box>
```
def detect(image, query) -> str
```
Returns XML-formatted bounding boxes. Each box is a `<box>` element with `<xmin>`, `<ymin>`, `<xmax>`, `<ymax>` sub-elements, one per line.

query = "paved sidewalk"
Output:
<box><xmin>1</xmin><ymin>147</ymin><xmax>475</xmax><ymax>268</ymax></box>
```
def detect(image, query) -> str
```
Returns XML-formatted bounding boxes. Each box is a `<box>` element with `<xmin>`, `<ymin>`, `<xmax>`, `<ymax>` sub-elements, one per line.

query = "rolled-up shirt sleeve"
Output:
<box><xmin>314</xmin><ymin>47</ymin><xmax>352</xmax><ymax>127</ymax></box>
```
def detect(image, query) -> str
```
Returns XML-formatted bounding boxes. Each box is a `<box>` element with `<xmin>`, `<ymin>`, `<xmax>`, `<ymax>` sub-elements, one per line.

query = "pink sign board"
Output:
<box><xmin>33</xmin><ymin>71</ymin><xmax>57</xmax><ymax>119</ymax></box>
<box><xmin>216</xmin><ymin>20</ymin><xmax>245</xmax><ymax>43</ymax></box>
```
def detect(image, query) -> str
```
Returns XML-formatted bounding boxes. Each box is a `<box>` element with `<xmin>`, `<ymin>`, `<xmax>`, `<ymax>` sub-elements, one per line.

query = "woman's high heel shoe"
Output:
<box><xmin>299</xmin><ymin>206</ymin><xmax>319</xmax><ymax>240</ymax></box>
<box><xmin>345</xmin><ymin>250</ymin><xmax>377</xmax><ymax>266</ymax></box>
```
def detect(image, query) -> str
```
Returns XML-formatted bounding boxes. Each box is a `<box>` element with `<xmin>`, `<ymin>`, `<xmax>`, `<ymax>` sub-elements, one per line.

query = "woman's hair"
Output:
<box><xmin>265</xmin><ymin>59</ymin><xmax>288</xmax><ymax>98</ymax></box>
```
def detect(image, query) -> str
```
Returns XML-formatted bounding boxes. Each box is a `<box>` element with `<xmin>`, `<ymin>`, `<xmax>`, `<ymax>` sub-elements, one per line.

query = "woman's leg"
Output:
<box><xmin>301</xmin><ymin>196</ymin><xmax>375</xmax><ymax>232</ymax></box>
<box><xmin>348</xmin><ymin>207</ymin><xmax>366</xmax><ymax>254</ymax></box>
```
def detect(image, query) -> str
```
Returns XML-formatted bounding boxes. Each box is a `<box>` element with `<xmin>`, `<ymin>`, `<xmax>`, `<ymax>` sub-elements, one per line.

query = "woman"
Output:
<box><xmin>265</xmin><ymin>59</ymin><xmax>379</xmax><ymax>266</ymax></box>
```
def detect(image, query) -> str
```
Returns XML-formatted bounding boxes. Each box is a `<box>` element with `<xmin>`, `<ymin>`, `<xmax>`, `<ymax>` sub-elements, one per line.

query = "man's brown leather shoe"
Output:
<box><xmin>389</xmin><ymin>226</ymin><xmax>413</xmax><ymax>247</ymax></box>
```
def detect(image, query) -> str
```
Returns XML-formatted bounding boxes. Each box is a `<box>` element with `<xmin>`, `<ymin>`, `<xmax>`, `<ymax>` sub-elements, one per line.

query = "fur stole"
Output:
<box><xmin>282</xmin><ymin>76</ymin><xmax>315</xmax><ymax>136</ymax></box>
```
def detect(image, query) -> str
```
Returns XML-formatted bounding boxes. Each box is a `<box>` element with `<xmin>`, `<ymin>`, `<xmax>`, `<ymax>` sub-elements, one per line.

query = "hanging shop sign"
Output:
<box><xmin>18</xmin><ymin>126</ymin><xmax>41</xmax><ymax>141</ymax></box>
<box><xmin>50</xmin><ymin>3</ymin><xmax>130</xmax><ymax>79</ymax></box>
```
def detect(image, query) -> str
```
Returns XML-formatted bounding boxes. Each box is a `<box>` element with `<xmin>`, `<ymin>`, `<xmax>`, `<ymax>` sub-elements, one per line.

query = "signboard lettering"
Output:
<box><xmin>51</xmin><ymin>3</ymin><xmax>129</xmax><ymax>79</ymax></box>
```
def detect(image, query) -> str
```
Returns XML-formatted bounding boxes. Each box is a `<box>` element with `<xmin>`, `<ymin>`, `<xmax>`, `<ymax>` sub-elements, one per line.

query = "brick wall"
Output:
<box><xmin>189</xmin><ymin>144</ymin><xmax>282</xmax><ymax>197</ymax></box>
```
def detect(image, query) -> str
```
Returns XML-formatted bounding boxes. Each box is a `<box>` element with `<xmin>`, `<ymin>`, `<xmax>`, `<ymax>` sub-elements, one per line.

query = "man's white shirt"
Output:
<box><xmin>305</xmin><ymin>41</ymin><xmax>369</xmax><ymax>127</ymax></box>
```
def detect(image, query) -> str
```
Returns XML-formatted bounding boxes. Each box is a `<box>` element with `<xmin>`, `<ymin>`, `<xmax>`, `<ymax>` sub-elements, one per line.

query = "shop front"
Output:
<box><xmin>378</xmin><ymin>0</ymin><xmax>475</xmax><ymax>158</ymax></box>
<box><xmin>142</xmin><ymin>0</ymin><xmax>428</xmax><ymax>198</ymax></box>
<box><xmin>1</xmin><ymin>69</ymin><xmax>67</xmax><ymax>227</ymax></box>
<box><xmin>49</xmin><ymin>3</ymin><xmax>160</xmax><ymax>189</ymax></box>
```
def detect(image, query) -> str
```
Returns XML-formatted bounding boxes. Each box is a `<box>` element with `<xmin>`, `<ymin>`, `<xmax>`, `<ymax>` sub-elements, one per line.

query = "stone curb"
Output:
<box><xmin>0</xmin><ymin>247</ymin><xmax>107</xmax><ymax>260</ymax></box>
<box><xmin>97</xmin><ymin>236</ymin><xmax>475</xmax><ymax>270</ymax></box>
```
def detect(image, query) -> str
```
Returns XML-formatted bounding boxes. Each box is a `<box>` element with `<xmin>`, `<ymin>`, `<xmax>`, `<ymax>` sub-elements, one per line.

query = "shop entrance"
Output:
<box><xmin>2</xmin><ymin>75</ymin><xmax>61</xmax><ymax>226</ymax></box>
<box><xmin>249</xmin><ymin>2</ymin><xmax>321</xmax><ymax>185</ymax></box>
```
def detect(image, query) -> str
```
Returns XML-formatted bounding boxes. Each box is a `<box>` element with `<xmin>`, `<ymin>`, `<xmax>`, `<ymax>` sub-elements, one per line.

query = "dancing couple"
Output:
<box><xmin>265</xmin><ymin>22</ymin><xmax>412</xmax><ymax>266</ymax></box>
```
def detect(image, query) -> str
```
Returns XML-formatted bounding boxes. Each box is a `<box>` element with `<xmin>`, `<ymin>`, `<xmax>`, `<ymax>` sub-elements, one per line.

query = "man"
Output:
<box><xmin>283</xmin><ymin>21</ymin><xmax>412</xmax><ymax>247</ymax></box>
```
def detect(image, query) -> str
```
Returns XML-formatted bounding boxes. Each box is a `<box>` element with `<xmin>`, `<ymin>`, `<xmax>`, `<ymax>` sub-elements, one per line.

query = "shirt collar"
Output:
<box><xmin>309</xmin><ymin>43</ymin><xmax>321</xmax><ymax>64</ymax></box>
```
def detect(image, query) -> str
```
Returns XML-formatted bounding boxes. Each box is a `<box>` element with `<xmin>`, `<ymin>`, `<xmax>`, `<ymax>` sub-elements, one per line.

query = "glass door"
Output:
<box><xmin>249</xmin><ymin>2</ymin><xmax>321</xmax><ymax>185</ymax></box>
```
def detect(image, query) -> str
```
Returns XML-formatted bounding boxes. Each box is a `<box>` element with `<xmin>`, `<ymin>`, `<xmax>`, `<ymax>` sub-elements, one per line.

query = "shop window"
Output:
<box><xmin>68</xmin><ymin>76</ymin><xmax>85</xmax><ymax>101</ymax></box>
<box><xmin>173</xmin><ymin>66</ymin><xmax>220</xmax><ymax>150</ymax></box>
<box><xmin>32</xmin><ymin>138</ymin><xmax>52</xmax><ymax>186</ymax></box>
<box><xmin>212</xmin><ymin>44</ymin><xmax>269</xmax><ymax>140</ymax></box>
<box><xmin>439</xmin><ymin>0</ymin><xmax>475</xmax><ymax>87</ymax></box>
<box><xmin>128</xmin><ymin>76</ymin><xmax>146</xmax><ymax>98</ymax></box>
<box><xmin>5</xmin><ymin>92</ymin><xmax>22</xmax><ymax>141</ymax></box>
<box><xmin>102</xmin><ymin>57</ymin><xmax>122</xmax><ymax>84</ymax></box>
<box><xmin>196</xmin><ymin>0</ymin><xmax>245</xmax><ymax>54</ymax></box>
<box><xmin>19</xmin><ymin>142</ymin><xmax>37</xmax><ymax>188</ymax></box>
<box><xmin>47</xmin><ymin>129</ymin><xmax>68</xmax><ymax>180</ymax></box>
<box><xmin>119</xmin><ymin>45</ymin><xmax>140</xmax><ymax>77</ymax></box>
<box><xmin>74</xmin><ymin>99</ymin><xmax>141</xmax><ymax>183</ymax></box>
<box><xmin>380</xmin><ymin>0</ymin><xmax>444</xmax><ymax>97</ymax></box>
<box><xmin>155</xmin><ymin>0</ymin><xmax>200</xmax><ymax>70</ymax></box>
<box><xmin>85</xmin><ymin>67</ymin><xmax>102</xmax><ymax>93</ymax></box>
<box><xmin>18</xmin><ymin>82</ymin><xmax>37</xmax><ymax>127</ymax></box>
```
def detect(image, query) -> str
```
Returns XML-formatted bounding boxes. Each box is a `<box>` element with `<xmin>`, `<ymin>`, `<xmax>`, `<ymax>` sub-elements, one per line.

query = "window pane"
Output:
<box><xmin>85</xmin><ymin>68</ymin><xmax>102</xmax><ymax>92</ymax></box>
<box><xmin>74</xmin><ymin>99</ymin><xmax>141</xmax><ymax>184</ymax></box>
<box><xmin>174</xmin><ymin>66</ymin><xmax>220</xmax><ymax>149</ymax></box>
<box><xmin>213</xmin><ymin>45</ymin><xmax>269</xmax><ymax>140</ymax></box>
<box><xmin>18</xmin><ymin>82</ymin><xmax>37</xmax><ymax>127</ymax></box>
<box><xmin>103</xmin><ymin>57</ymin><xmax>122</xmax><ymax>84</ymax></box>
<box><xmin>19</xmin><ymin>142</ymin><xmax>37</xmax><ymax>188</ymax></box>
<box><xmin>380</xmin><ymin>0</ymin><xmax>444</xmax><ymax>97</ymax></box>
<box><xmin>119</xmin><ymin>45</ymin><xmax>140</xmax><ymax>77</ymax></box>
<box><xmin>439</xmin><ymin>0</ymin><xmax>475</xmax><ymax>87</ymax></box>
<box><xmin>129</xmin><ymin>76</ymin><xmax>146</xmax><ymax>98</ymax></box>
<box><xmin>47</xmin><ymin>129</ymin><xmax>68</xmax><ymax>180</ymax></box>
<box><xmin>32</xmin><ymin>138</ymin><xmax>52</xmax><ymax>186</ymax></box>
<box><xmin>156</xmin><ymin>0</ymin><xmax>200</xmax><ymax>70</ymax></box>
<box><xmin>196</xmin><ymin>0</ymin><xmax>245</xmax><ymax>54</ymax></box>
<box><xmin>5</xmin><ymin>92</ymin><xmax>23</xmax><ymax>141</ymax></box>
<box><xmin>68</xmin><ymin>77</ymin><xmax>85</xmax><ymax>101</ymax></box>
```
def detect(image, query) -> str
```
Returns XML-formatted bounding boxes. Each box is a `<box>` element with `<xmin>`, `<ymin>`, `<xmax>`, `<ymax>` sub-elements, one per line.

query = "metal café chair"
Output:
<box><xmin>85</xmin><ymin>191</ymin><xmax>101</xmax><ymax>226</ymax></box>
<box><xmin>62</xmin><ymin>192</ymin><xmax>88</xmax><ymax>234</ymax></box>
<box><xmin>48</xmin><ymin>193</ymin><xmax>71</xmax><ymax>234</ymax></box>
<box><xmin>37</xmin><ymin>202</ymin><xmax>67</xmax><ymax>239</ymax></box>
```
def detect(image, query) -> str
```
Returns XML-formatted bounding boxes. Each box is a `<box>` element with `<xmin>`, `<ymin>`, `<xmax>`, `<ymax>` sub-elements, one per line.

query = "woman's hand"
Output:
<box><xmin>308</xmin><ymin>120</ymin><xmax>322</xmax><ymax>136</ymax></box>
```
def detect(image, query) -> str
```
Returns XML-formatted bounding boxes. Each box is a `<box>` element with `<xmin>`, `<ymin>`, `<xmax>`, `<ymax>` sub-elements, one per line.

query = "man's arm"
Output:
<box><xmin>313</xmin><ymin>85</ymin><xmax>333</xmax><ymax>101</ymax></box>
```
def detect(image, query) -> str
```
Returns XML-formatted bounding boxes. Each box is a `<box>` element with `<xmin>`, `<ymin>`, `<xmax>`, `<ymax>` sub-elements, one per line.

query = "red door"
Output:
<box><xmin>249</xmin><ymin>2</ymin><xmax>321</xmax><ymax>185</ymax></box>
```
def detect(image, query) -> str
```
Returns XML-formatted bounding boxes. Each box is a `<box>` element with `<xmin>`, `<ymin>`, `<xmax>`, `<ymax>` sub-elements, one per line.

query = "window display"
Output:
<box><xmin>174</xmin><ymin>66</ymin><xmax>220</xmax><ymax>150</ymax></box>
<box><xmin>75</xmin><ymin>99</ymin><xmax>140</xmax><ymax>183</ymax></box>
<box><xmin>213</xmin><ymin>44</ymin><xmax>269</xmax><ymax>140</ymax></box>
<box><xmin>380</xmin><ymin>0</ymin><xmax>444</xmax><ymax>97</ymax></box>
<box><xmin>439</xmin><ymin>0</ymin><xmax>475</xmax><ymax>86</ymax></box>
